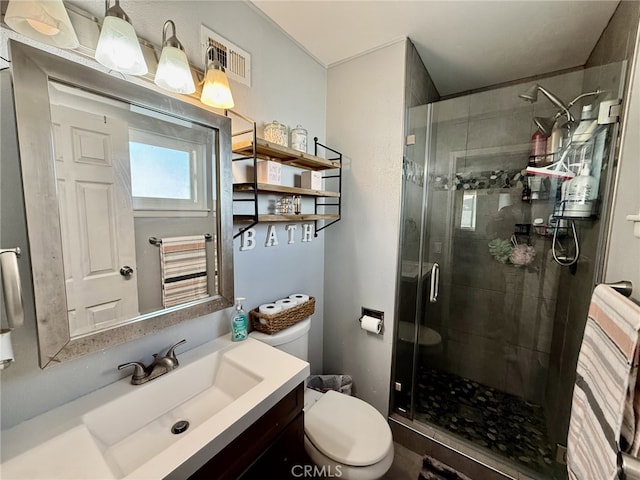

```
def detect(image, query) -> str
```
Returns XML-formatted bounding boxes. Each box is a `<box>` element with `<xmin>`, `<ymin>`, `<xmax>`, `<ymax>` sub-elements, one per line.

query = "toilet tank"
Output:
<box><xmin>249</xmin><ymin>317</ymin><xmax>311</xmax><ymax>361</ymax></box>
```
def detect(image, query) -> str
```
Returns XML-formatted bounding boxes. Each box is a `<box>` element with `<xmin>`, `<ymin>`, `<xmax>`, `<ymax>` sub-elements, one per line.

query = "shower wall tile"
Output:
<box><xmin>451</xmin><ymin>236</ymin><xmax>508</xmax><ymax>293</ymax></box>
<box><xmin>448</xmin><ymin>287</ymin><xmax>506</xmax><ymax>340</ymax></box>
<box><xmin>504</xmin><ymin>294</ymin><xmax>555</xmax><ymax>355</ymax></box>
<box><xmin>583</xmin><ymin>62</ymin><xmax>627</xmax><ymax>103</ymax></box>
<box><xmin>445</xmin><ymin>328</ymin><xmax>506</xmax><ymax>392</ymax></box>
<box><xmin>434</xmin><ymin>95</ymin><xmax>470</xmax><ymax>123</ymax></box>
<box><xmin>466</xmin><ymin>109</ymin><xmax>532</xmax><ymax>151</ymax></box>
<box><xmin>404</xmin><ymin>39</ymin><xmax>440</xmax><ymax>108</ymax></box>
<box><xmin>433</xmin><ymin>119</ymin><xmax>469</xmax><ymax>175</ymax></box>
<box><xmin>468</xmin><ymin>83</ymin><xmax>535</xmax><ymax>117</ymax></box>
<box><xmin>504</xmin><ymin>346</ymin><xmax>550</xmax><ymax>404</ymax></box>
<box><xmin>587</xmin><ymin>1</ymin><xmax>640</xmax><ymax>68</ymax></box>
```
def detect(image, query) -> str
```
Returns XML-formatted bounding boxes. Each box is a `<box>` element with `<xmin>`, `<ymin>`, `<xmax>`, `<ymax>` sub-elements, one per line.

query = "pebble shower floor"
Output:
<box><xmin>414</xmin><ymin>367</ymin><xmax>562</xmax><ymax>479</ymax></box>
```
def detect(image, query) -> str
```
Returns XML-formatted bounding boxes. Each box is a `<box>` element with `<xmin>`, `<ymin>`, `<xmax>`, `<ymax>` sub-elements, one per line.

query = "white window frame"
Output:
<box><xmin>460</xmin><ymin>191</ymin><xmax>477</xmax><ymax>231</ymax></box>
<box><xmin>129</xmin><ymin>128</ymin><xmax>208</xmax><ymax>213</ymax></box>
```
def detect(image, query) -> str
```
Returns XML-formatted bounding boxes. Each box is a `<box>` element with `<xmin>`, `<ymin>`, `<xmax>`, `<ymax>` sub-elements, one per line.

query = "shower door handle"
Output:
<box><xmin>429</xmin><ymin>262</ymin><xmax>440</xmax><ymax>303</ymax></box>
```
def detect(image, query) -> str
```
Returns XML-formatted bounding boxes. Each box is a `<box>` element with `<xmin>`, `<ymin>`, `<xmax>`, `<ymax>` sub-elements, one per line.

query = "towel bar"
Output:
<box><xmin>603</xmin><ymin>280</ymin><xmax>633</xmax><ymax>298</ymax></box>
<box><xmin>149</xmin><ymin>234</ymin><xmax>212</xmax><ymax>246</ymax></box>
<box><xmin>0</xmin><ymin>247</ymin><xmax>24</xmax><ymax>328</ymax></box>
<box><xmin>623</xmin><ymin>453</ymin><xmax>640</xmax><ymax>480</ymax></box>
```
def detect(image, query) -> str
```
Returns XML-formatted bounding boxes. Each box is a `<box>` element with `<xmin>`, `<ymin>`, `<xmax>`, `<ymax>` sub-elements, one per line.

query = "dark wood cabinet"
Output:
<box><xmin>183</xmin><ymin>382</ymin><xmax>306</xmax><ymax>480</ymax></box>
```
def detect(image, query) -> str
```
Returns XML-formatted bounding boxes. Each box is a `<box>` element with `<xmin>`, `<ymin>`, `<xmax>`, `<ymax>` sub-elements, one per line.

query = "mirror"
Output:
<box><xmin>9</xmin><ymin>41</ymin><xmax>234</xmax><ymax>368</ymax></box>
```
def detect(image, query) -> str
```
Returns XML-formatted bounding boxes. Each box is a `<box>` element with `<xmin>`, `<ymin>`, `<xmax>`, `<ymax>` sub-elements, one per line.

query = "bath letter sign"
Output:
<box><xmin>239</xmin><ymin>224</ymin><xmax>314</xmax><ymax>251</ymax></box>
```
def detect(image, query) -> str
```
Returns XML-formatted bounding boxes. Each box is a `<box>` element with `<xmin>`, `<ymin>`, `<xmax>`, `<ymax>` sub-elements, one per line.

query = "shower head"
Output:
<box><xmin>518</xmin><ymin>84</ymin><xmax>539</xmax><ymax>103</ymax></box>
<box><xmin>519</xmin><ymin>84</ymin><xmax>575</xmax><ymax>123</ymax></box>
<box><xmin>533</xmin><ymin>116</ymin><xmax>556</xmax><ymax>137</ymax></box>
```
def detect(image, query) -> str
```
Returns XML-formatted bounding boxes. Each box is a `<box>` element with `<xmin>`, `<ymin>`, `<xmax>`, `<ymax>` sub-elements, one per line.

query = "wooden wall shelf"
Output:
<box><xmin>233</xmin><ymin>182</ymin><xmax>340</xmax><ymax>198</ymax></box>
<box><xmin>232</xmin><ymin>138</ymin><xmax>340</xmax><ymax>171</ymax></box>
<box><xmin>227</xmin><ymin>111</ymin><xmax>342</xmax><ymax>238</ymax></box>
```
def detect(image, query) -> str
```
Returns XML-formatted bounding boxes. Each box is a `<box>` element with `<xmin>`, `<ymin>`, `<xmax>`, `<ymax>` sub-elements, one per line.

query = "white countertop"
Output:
<box><xmin>1</xmin><ymin>336</ymin><xmax>309</xmax><ymax>479</ymax></box>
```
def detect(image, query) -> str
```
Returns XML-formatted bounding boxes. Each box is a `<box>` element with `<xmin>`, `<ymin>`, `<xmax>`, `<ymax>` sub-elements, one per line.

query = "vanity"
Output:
<box><xmin>0</xmin><ymin>336</ymin><xmax>309</xmax><ymax>479</ymax></box>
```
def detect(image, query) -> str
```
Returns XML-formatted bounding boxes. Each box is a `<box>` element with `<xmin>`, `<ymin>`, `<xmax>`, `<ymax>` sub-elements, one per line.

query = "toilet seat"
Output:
<box><xmin>304</xmin><ymin>390</ymin><xmax>393</xmax><ymax>467</ymax></box>
<box><xmin>304</xmin><ymin>434</ymin><xmax>394</xmax><ymax>480</ymax></box>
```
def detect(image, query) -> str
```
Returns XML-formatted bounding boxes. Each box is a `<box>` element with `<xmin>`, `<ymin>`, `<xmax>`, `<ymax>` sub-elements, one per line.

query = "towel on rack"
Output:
<box><xmin>160</xmin><ymin>235</ymin><xmax>209</xmax><ymax>308</ymax></box>
<box><xmin>567</xmin><ymin>284</ymin><xmax>640</xmax><ymax>480</ymax></box>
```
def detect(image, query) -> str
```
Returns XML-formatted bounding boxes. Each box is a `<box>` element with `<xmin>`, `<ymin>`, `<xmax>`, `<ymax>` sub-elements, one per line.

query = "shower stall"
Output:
<box><xmin>392</xmin><ymin>61</ymin><xmax>627</xmax><ymax>480</ymax></box>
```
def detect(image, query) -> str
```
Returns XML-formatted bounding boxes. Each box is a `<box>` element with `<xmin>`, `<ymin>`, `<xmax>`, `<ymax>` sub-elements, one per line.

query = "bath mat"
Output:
<box><xmin>418</xmin><ymin>454</ymin><xmax>472</xmax><ymax>480</ymax></box>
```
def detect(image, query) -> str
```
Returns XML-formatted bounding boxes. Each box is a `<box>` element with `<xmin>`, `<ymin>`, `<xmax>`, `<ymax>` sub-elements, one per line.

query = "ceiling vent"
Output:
<box><xmin>201</xmin><ymin>25</ymin><xmax>251</xmax><ymax>87</ymax></box>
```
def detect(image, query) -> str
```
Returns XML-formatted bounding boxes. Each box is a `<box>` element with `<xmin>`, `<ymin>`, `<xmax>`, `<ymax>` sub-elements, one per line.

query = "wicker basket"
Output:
<box><xmin>250</xmin><ymin>297</ymin><xmax>315</xmax><ymax>335</ymax></box>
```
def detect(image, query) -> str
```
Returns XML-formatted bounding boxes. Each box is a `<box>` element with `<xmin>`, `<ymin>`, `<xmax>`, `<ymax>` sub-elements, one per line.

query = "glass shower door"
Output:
<box><xmin>394</xmin><ymin>83</ymin><xmax>575</xmax><ymax>479</ymax></box>
<box><xmin>394</xmin><ymin>60</ymin><xmax>627</xmax><ymax>480</ymax></box>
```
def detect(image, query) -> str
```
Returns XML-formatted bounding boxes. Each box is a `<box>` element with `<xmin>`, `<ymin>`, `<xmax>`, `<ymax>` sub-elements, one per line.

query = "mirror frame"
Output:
<box><xmin>9</xmin><ymin>41</ymin><xmax>234</xmax><ymax>368</ymax></box>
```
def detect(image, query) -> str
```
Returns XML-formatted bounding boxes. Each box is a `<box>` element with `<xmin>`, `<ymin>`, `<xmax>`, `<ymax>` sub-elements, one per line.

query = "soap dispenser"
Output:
<box><xmin>231</xmin><ymin>297</ymin><xmax>248</xmax><ymax>342</ymax></box>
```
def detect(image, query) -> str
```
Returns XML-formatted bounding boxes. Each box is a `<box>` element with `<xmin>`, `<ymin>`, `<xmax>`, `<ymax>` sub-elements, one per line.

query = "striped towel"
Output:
<box><xmin>160</xmin><ymin>235</ymin><xmax>209</xmax><ymax>308</ymax></box>
<box><xmin>567</xmin><ymin>285</ymin><xmax>640</xmax><ymax>480</ymax></box>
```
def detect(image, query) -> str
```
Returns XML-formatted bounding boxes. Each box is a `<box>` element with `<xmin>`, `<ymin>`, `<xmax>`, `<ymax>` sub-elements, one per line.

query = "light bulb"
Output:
<box><xmin>155</xmin><ymin>46</ymin><xmax>195</xmax><ymax>94</ymax></box>
<box><xmin>26</xmin><ymin>17</ymin><xmax>60</xmax><ymax>36</ymax></box>
<box><xmin>200</xmin><ymin>67</ymin><xmax>234</xmax><ymax>109</ymax></box>
<box><xmin>5</xmin><ymin>0</ymin><xmax>79</xmax><ymax>49</ymax></box>
<box><xmin>95</xmin><ymin>15</ymin><xmax>147</xmax><ymax>75</ymax></box>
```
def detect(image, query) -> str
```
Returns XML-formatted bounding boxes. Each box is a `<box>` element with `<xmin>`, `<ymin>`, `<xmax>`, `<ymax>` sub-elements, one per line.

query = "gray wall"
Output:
<box><xmin>0</xmin><ymin>1</ymin><xmax>327</xmax><ymax>431</ymax></box>
<box><xmin>324</xmin><ymin>40</ymin><xmax>407</xmax><ymax>416</ymax></box>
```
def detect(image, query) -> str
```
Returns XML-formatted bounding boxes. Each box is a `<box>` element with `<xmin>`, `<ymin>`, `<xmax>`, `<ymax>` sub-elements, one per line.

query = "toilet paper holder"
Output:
<box><xmin>360</xmin><ymin>307</ymin><xmax>384</xmax><ymax>334</ymax></box>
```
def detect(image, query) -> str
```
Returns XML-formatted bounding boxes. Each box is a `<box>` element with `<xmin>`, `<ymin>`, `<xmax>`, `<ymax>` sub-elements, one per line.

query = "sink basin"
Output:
<box><xmin>82</xmin><ymin>346</ymin><xmax>262</xmax><ymax>478</ymax></box>
<box><xmin>1</xmin><ymin>336</ymin><xmax>310</xmax><ymax>479</ymax></box>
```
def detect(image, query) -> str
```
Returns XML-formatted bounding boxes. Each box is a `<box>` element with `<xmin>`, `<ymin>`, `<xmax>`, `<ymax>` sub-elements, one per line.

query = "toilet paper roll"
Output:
<box><xmin>360</xmin><ymin>315</ymin><xmax>382</xmax><ymax>334</ymax></box>
<box><xmin>0</xmin><ymin>329</ymin><xmax>14</xmax><ymax>369</ymax></box>
<box><xmin>275</xmin><ymin>298</ymin><xmax>298</xmax><ymax>310</ymax></box>
<box><xmin>289</xmin><ymin>293</ymin><xmax>309</xmax><ymax>303</ymax></box>
<box><xmin>259</xmin><ymin>303</ymin><xmax>283</xmax><ymax>315</ymax></box>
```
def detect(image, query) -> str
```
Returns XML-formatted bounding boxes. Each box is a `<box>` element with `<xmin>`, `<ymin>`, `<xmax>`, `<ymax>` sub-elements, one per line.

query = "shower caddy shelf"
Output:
<box><xmin>227</xmin><ymin>110</ymin><xmax>342</xmax><ymax>239</ymax></box>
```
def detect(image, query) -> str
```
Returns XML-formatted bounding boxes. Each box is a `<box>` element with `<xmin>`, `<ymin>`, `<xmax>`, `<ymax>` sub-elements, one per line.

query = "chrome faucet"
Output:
<box><xmin>118</xmin><ymin>339</ymin><xmax>187</xmax><ymax>385</ymax></box>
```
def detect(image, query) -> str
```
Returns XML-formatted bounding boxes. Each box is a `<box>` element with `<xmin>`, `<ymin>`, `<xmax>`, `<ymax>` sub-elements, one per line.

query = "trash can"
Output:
<box><xmin>307</xmin><ymin>374</ymin><xmax>353</xmax><ymax>396</ymax></box>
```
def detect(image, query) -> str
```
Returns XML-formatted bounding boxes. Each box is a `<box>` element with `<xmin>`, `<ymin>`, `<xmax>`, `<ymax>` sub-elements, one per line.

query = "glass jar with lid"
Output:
<box><xmin>264</xmin><ymin>121</ymin><xmax>288</xmax><ymax>147</ymax></box>
<box><xmin>290</xmin><ymin>125</ymin><xmax>308</xmax><ymax>153</ymax></box>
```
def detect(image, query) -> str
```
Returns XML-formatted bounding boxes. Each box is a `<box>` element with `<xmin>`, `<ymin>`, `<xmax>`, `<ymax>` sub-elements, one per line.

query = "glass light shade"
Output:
<box><xmin>200</xmin><ymin>67</ymin><xmax>234</xmax><ymax>109</ymax></box>
<box><xmin>5</xmin><ymin>0</ymin><xmax>79</xmax><ymax>49</ymax></box>
<box><xmin>95</xmin><ymin>15</ymin><xmax>147</xmax><ymax>75</ymax></box>
<box><xmin>154</xmin><ymin>46</ymin><xmax>195</xmax><ymax>94</ymax></box>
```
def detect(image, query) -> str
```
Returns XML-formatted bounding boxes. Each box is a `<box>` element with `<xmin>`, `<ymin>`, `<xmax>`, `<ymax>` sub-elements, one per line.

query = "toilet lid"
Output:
<box><xmin>304</xmin><ymin>390</ymin><xmax>392</xmax><ymax>467</ymax></box>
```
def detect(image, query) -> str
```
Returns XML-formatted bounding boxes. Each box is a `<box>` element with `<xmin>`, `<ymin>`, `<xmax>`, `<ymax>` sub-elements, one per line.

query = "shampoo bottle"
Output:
<box><xmin>563</xmin><ymin>165</ymin><xmax>597</xmax><ymax>218</ymax></box>
<box><xmin>231</xmin><ymin>297</ymin><xmax>248</xmax><ymax>342</ymax></box>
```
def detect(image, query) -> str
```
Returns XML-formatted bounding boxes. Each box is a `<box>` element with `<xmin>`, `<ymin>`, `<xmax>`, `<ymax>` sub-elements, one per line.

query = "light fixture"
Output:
<box><xmin>95</xmin><ymin>0</ymin><xmax>147</xmax><ymax>76</ymax></box>
<box><xmin>154</xmin><ymin>20</ymin><xmax>195</xmax><ymax>94</ymax></box>
<box><xmin>5</xmin><ymin>0</ymin><xmax>79</xmax><ymax>49</ymax></box>
<box><xmin>200</xmin><ymin>45</ymin><xmax>234</xmax><ymax>109</ymax></box>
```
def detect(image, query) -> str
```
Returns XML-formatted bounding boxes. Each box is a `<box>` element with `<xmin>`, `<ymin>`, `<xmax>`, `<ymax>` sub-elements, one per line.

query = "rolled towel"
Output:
<box><xmin>275</xmin><ymin>298</ymin><xmax>298</xmax><ymax>310</ymax></box>
<box><xmin>289</xmin><ymin>293</ymin><xmax>309</xmax><ymax>303</ymax></box>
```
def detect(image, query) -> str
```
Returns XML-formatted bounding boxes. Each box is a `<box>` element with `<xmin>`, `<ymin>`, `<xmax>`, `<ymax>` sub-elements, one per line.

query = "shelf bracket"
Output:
<box><xmin>314</xmin><ymin>137</ymin><xmax>342</xmax><ymax>237</ymax></box>
<box><xmin>227</xmin><ymin>109</ymin><xmax>259</xmax><ymax>239</ymax></box>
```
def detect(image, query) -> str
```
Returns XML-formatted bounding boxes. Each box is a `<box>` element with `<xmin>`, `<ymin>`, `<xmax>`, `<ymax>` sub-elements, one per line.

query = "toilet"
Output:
<box><xmin>250</xmin><ymin>318</ymin><xmax>394</xmax><ymax>479</ymax></box>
